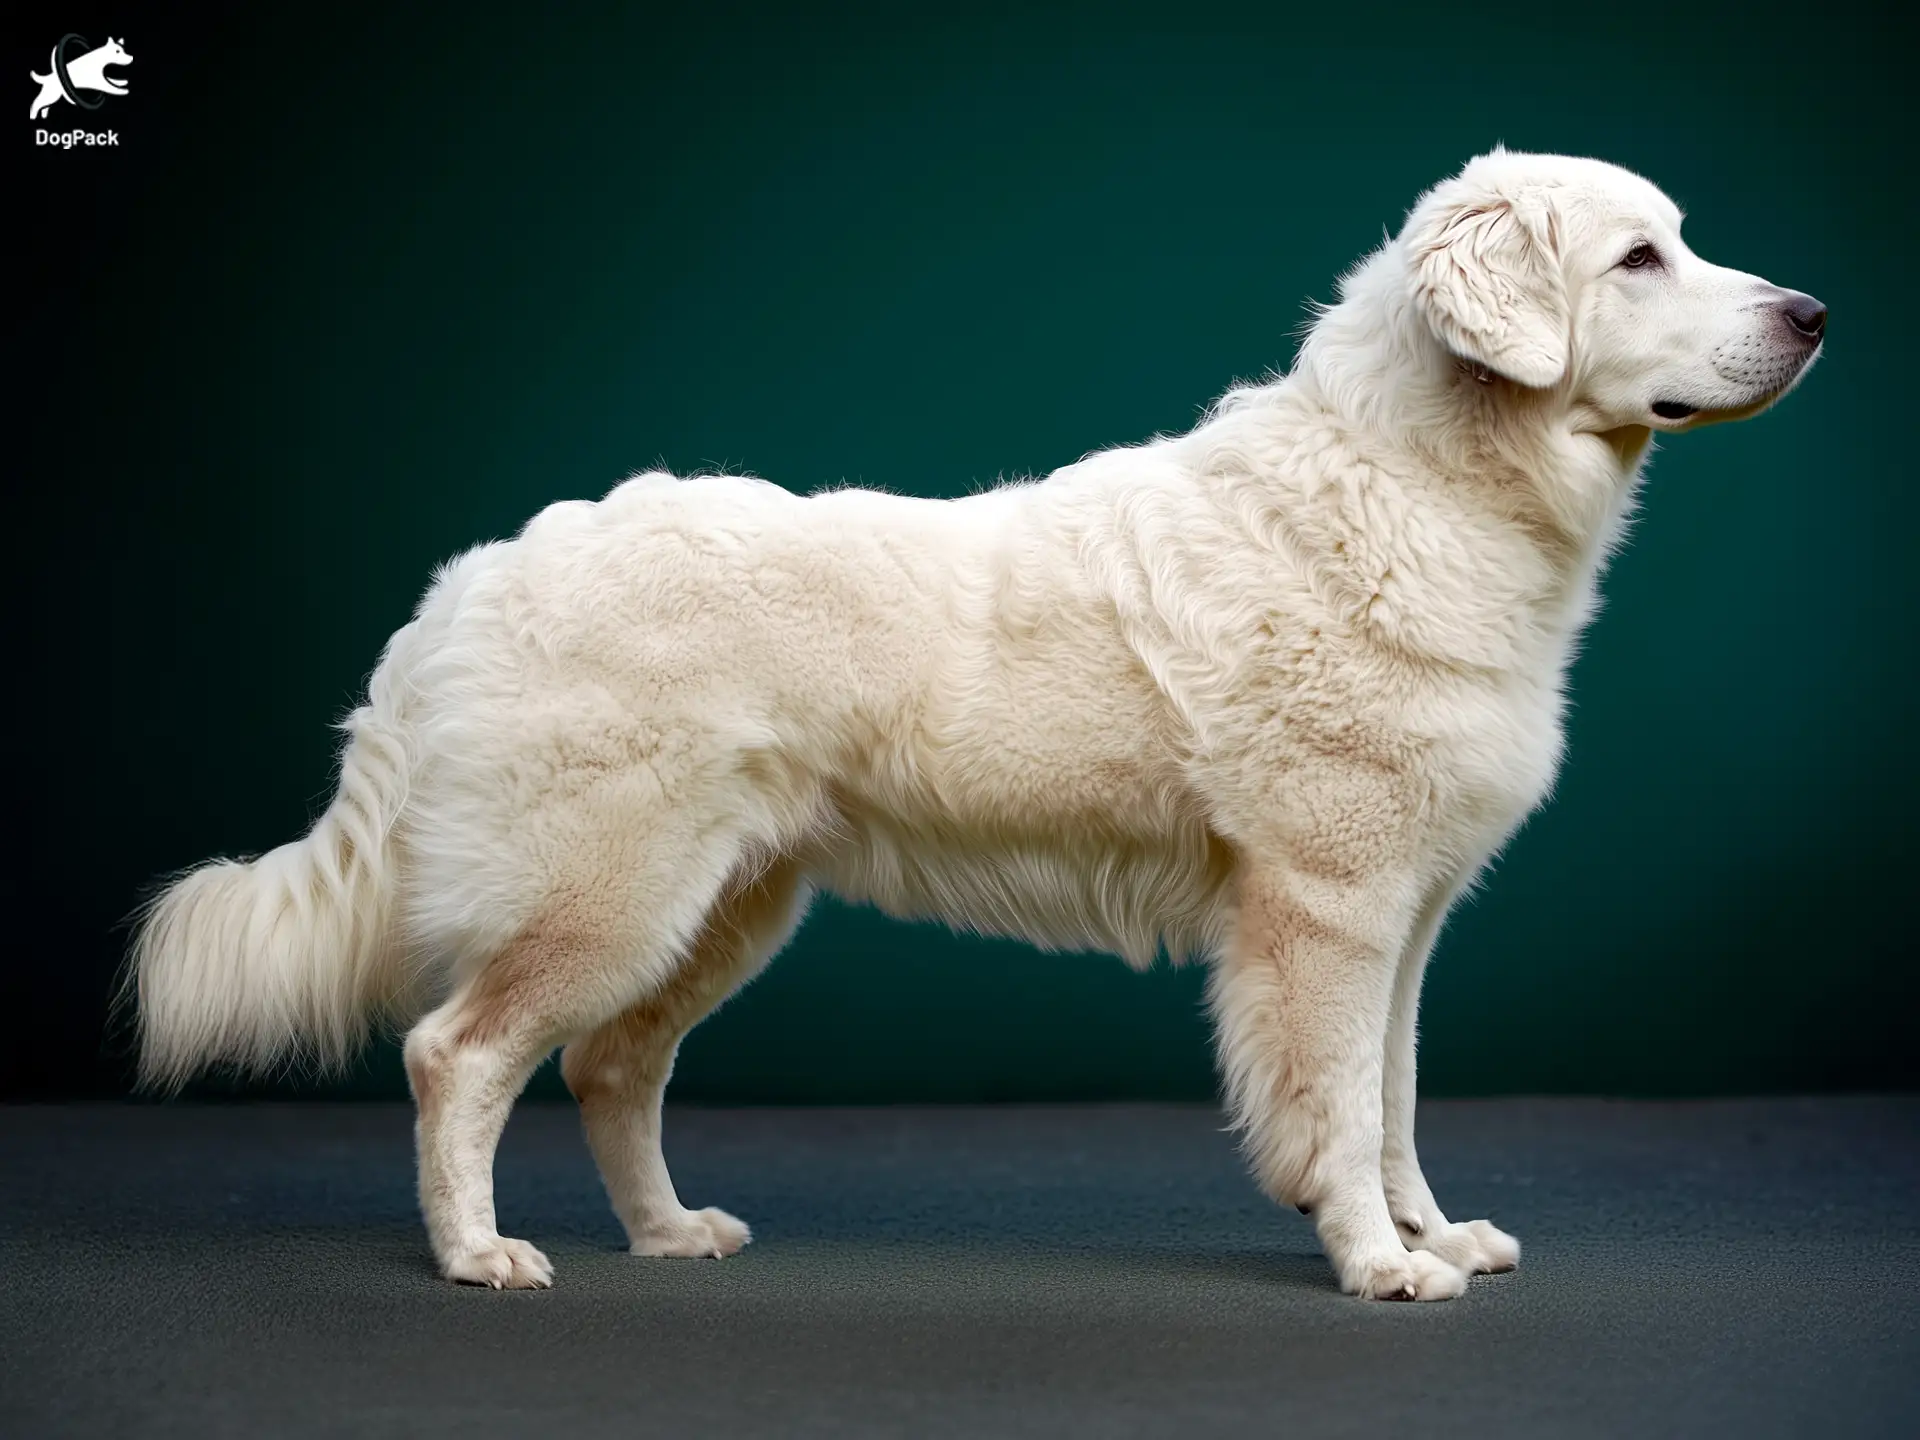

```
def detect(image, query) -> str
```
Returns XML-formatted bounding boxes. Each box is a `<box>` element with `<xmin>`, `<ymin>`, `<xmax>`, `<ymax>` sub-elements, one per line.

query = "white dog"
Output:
<box><xmin>131</xmin><ymin>150</ymin><xmax>1825</xmax><ymax>1300</ymax></box>
<box><xmin>29</xmin><ymin>36</ymin><xmax>130</xmax><ymax>120</ymax></box>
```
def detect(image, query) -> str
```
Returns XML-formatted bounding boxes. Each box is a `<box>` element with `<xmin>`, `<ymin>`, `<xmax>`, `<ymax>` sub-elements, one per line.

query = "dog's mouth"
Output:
<box><xmin>1650</xmin><ymin>349</ymin><xmax>1820</xmax><ymax>432</ymax></box>
<box><xmin>1648</xmin><ymin>386</ymin><xmax>1797</xmax><ymax>432</ymax></box>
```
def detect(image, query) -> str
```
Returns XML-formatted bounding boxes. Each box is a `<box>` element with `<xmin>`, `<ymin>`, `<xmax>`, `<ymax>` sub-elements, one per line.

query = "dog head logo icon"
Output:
<box><xmin>30</xmin><ymin>35</ymin><xmax>132</xmax><ymax>121</ymax></box>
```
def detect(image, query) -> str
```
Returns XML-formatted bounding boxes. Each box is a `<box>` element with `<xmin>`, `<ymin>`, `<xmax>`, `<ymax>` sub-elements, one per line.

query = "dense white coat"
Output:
<box><xmin>132</xmin><ymin>150</ymin><xmax>1824</xmax><ymax>1298</ymax></box>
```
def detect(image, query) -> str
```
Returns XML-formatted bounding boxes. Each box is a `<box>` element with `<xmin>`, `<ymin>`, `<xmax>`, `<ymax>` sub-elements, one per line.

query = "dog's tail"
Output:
<box><xmin>128</xmin><ymin>634</ymin><xmax>422</xmax><ymax>1092</ymax></box>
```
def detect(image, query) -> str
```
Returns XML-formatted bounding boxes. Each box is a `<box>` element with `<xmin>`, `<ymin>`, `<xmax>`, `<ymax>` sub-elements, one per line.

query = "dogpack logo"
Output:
<box><xmin>30</xmin><ymin>33</ymin><xmax>130</xmax><ymax>148</ymax></box>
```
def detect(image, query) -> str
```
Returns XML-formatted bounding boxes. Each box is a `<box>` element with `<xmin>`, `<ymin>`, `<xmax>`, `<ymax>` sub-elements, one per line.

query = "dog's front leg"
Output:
<box><xmin>1208</xmin><ymin>849</ymin><xmax>1468</xmax><ymax>1301</ymax></box>
<box><xmin>1380</xmin><ymin>879</ymin><xmax>1521</xmax><ymax>1277</ymax></box>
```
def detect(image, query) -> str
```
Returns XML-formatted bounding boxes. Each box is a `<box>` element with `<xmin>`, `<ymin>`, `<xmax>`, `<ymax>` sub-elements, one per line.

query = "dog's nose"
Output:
<box><xmin>1780</xmin><ymin>292</ymin><xmax>1827</xmax><ymax>344</ymax></box>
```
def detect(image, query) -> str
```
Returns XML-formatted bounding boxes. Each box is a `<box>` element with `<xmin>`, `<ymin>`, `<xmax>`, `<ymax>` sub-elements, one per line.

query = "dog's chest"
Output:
<box><xmin>1420</xmin><ymin>674</ymin><xmax>1568</xmax><ymax>850</ymax></box>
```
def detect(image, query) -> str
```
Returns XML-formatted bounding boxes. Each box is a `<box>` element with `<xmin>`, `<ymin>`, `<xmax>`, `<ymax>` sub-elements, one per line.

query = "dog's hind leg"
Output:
<box><xmin>561</xmin><ymin>859</ymin><xmax>812</xmax><ymax>1258</ymax></box>
<box><xmin>29</xmin><ymin>72</ymin><xmax>60</xmax><ymax>121</ymax></box>
<box><xmin>402</xmin><ymin>814</ymin><xmax>753</xmax><ymax>1289</ymax></box>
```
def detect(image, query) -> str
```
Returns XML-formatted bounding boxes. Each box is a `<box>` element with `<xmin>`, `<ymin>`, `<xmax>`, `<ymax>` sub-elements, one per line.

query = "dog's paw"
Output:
<box><xmin>442</xmin><ymin>1234</ymin><xmax>554</xmax><ymax>1290</ymax></box>
<box><xmin>1399</xmin><ymin>1217</ymin><xmax>1520</xmax><ymax>1275</ymax></box>
<box><xmin>1341</xmin><ymin>1247</ymin><xmax>1469</xmax><ymax>1302</ymax></box>
<box><xmin>631</xmin><ymin>1206</ymin><xmax>752</xmax><ymax>1259</ymax></box>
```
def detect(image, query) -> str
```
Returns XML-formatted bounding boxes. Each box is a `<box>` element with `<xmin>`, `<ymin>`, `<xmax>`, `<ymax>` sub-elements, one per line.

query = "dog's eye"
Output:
<box><xmin>1621</xmin><ymin>242</ymin><xmax>1658</xmax><ymax>270</ymax></box>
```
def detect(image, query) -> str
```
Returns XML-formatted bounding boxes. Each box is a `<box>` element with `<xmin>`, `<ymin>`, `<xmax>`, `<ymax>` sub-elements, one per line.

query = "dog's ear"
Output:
<box><xmin>1404</xmin><ymin>179</ymin><xmax>1568</xmax><ymax>389</ymax></box>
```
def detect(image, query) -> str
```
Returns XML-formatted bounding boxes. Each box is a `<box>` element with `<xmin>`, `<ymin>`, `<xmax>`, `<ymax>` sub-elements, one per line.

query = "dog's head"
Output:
<box><xmin>1401</xmin><ymin>150</ymin><xmax>1824</xmax><ymax>433</ymax></box>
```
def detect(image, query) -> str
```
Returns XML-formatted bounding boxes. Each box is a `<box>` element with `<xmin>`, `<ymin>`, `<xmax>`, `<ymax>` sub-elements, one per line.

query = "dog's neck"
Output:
<box><xmin>1280</xmin><ymin>242</ymin><xmax>1649</xmax><ymax>576</ymax></box>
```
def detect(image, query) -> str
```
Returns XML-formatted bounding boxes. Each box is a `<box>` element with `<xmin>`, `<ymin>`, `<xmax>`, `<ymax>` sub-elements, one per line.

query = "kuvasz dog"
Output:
<box><xmin>131</xmin><ymin>150</ymin><xmax>1825</xmax><ymax>1300</ymax></box>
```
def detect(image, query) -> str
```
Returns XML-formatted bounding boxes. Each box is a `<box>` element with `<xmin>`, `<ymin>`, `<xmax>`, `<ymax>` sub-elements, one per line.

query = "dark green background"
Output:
<box><xmin>10</xmin><ymin>0</ymin><xmax>1912</xmax><ymax>1102</ymax></box>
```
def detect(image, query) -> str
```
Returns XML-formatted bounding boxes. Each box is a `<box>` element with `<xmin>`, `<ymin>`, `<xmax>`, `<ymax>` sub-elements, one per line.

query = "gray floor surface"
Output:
<box><xmin>2</xmin><ymin>1099</ymin><xmax>1917</xmax><ymax>1438</ymax></box>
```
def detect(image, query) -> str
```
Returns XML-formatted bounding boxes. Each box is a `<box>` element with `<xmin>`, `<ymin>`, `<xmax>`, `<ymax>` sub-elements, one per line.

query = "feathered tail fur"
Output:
<box><xmin>128</xmin><ymin>634</ymin><xmax>420</xmax><ymax>1090</ymax></box>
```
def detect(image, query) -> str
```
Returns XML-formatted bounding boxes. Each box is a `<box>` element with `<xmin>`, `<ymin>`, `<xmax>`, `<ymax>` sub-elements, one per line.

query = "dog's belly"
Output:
<box><xmin>802</xmin><ymin>800</ymin><xmax>1235</xmax><ymax>969</ymax></box>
